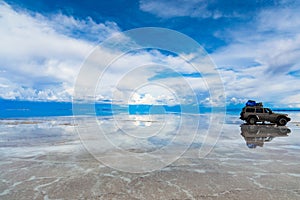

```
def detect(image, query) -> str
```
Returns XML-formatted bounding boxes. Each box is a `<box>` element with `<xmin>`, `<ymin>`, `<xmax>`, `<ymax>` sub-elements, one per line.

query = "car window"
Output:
<box><xmin>264</xmin><ymin>108</ymin><xmax>269</xmax><ymax>113</ymax></box>
<box><xmin>246</xmin><ymin>108</ymin><xmax>255</xmax><ymax>112</ymax></box>
<box><xmin>256</xmin><ymin>108</ymin><xmax>263</xmax><ymax>113</ymax></box>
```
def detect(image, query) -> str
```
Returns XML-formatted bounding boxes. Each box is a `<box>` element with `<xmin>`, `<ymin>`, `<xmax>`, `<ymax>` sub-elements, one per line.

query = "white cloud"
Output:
<box><xmin>139</xmin><ymin>0</ymin><xmax>222</xmax><ymax>19</ymax></box>
<box><xmin>211</xmin><ymin>4</ymin><xmax>300</xmax><ymax>107</ymax></box>
<box><xmin>0</xmin><ymin>2</ymin><xmax>120</xmax><ymax>101</ymax></box>
<box><xmin>129</xmin><ymin>93</ymin><xmax>157</xmax><ymax>105</ymax></box>
<box><xmin>0</xmin><ymin>2</ymin><xmax>224</xmax><ymax>106</ymax></box>
<box><xmin>128</xmin><ymin>87</ymin><xmax>179</xmax><ymax>105</ymax></box>
<box><xmin>256</xmin><ymin>7</ymin><xmax>300</xmax><ymax>33</ymax></box>
<box><xmin>90</xmin><ymin>48</ymin><xmax>214</xmax><ymax>105</ymax></box>
<box><xmin>47</xmin><ymin>14</ymin><xmax>120</xmax><ymax>42</ymax></box>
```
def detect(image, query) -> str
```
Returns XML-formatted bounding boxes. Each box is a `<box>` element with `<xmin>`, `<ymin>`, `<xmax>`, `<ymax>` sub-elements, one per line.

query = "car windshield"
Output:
<box><xmin>264</xmin><ymin>108</ymin><xmax>272</xmax><ymax>113</ymax></box>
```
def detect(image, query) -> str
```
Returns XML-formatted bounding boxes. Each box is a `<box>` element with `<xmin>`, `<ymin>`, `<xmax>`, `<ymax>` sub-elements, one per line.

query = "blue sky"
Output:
<box><xmin>1</xmin><ymin>0</ymin><xmax>300</xmax><ymax>107</ymax></box>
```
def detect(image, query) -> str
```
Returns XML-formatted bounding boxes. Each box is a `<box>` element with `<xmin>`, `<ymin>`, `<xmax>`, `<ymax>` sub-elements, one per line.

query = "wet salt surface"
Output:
<box><xmin>0</xmin><ymin>113</ymin><xmax>300</xmax><ymax>199</ymax></box>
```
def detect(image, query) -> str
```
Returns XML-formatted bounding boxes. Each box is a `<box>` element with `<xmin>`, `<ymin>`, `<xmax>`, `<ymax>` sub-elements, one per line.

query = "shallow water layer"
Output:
<box><xmin>0</xmin><ymin>113</ymin><xmax>300</xmax><ymax>199</ymax></box>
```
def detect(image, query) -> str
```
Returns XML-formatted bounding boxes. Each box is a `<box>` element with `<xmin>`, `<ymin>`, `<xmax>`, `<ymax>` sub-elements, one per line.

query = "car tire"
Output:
<box><xmin>277</xmin><ymin>117</ymin><xmax>287</xmax><ymax>126</ymax></box>
<box><xmin>247</xmin><ymin>116</ymin><xmax>257</xmax><ymax>125</ymax></box>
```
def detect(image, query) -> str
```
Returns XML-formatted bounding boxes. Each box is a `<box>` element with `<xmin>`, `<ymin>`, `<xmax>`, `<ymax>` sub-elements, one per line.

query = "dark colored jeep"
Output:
<box><xmin>240</xmin><ymin>101</ymin><xmax>291</xmax><ymax>126</ymax></box>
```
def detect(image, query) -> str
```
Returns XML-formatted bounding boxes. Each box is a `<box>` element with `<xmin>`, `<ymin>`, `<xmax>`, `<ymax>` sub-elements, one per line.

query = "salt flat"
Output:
<box><xmin>1</xmin><ymin>113</ymin><xmax>300</xmax><ymax>199</ymax></box>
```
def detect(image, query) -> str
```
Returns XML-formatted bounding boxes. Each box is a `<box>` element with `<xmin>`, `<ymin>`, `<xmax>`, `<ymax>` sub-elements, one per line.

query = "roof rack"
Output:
<box><xmin>256</xmin><ymin>102</ymin><xmax>263</xmax><ymax>107</ymax></box>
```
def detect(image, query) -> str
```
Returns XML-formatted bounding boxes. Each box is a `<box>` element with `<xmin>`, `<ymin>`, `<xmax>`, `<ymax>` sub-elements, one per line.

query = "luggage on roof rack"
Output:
<box><xmin>256</xmin><ymin>102</ymin><xmax>263</xmax><ymax>106</ymax></box>
<box><xmin>246</xmin><ymin>100</ymin><xmax>256</xmax><ymax>106</ymax></box>
<box><xmin>246</xmin><ymin>100</ymin><xmax>263</xmax><ymax>107</ymax></box>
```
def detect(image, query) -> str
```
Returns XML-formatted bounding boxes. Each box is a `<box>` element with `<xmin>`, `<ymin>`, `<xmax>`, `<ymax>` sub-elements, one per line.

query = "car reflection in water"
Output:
<box><xmin>240</xmin><ymin>124</ymin><xmax>291</xmax><ymax>148</ymax></box>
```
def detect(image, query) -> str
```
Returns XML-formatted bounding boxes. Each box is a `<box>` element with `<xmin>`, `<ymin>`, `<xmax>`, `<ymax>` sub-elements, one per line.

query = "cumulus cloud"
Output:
<box><xmin>1</xmin><ymin>2</ymin><xmax>218</xmax><ymax>105</ymax></box>
<box><xmin>6</xmin><ymin>1</ymin><xmax>299</xmax><ymax>108</ymax></box>
<box><xmin>0</xmin><ymin>2</ymin><xmax>120</xmax><ymax>101</ymax></box>
<box><xmin>86</xmin><ymin>47</ymin><xmax>216</xmax><ymax>105</ymax></box>
<box><xmin>128</xmin><ymin>87</ymin><xmax>179</xmax><ymax>105</ymax></box>
<box><xmin>47</xmin><ymin>14</ymin><xmax>120</xmax><ymax>42</ymax></box>
<box><xmin>211</xmin><ymin>4</ymin><xmax>300</xmax><ymax>107</ymax></box>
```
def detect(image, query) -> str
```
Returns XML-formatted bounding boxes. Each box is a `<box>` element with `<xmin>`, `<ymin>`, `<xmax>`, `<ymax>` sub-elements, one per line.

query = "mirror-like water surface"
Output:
<box><xmin>1</xmin><ymin>113</ymin><xmax>300</xmax><ymax>199</ymax></box>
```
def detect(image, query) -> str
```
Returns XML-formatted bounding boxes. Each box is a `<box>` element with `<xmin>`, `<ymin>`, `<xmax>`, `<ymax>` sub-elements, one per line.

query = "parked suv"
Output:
<box><xmin>240</xmin><ymin>101</ymin><xmax>291</xmax><ymax>126</ymax></box>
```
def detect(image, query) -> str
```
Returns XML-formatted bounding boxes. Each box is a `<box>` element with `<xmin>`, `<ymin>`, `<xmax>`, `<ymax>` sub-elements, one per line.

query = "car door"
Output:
<box><xmin>255</xmin><ymin>107</ymin><xmax>265</xmax><ymax>121</ymax></box>
<box><xmin>261</xmin><ymin>108</ymin><xmax>271</xmax><ymax>122</ymax></box>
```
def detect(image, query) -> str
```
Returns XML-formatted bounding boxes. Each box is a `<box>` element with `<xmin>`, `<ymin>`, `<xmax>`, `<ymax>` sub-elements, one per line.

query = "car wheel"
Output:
<box><xmin>247</xmin><ymin>116</ymin><xmax>257</xmax><ymax>125</ymax></box>
<box><xmin>277</xmin><ymin>117</ymin><xmax>287</xmax><ymax>126</ymax></box>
